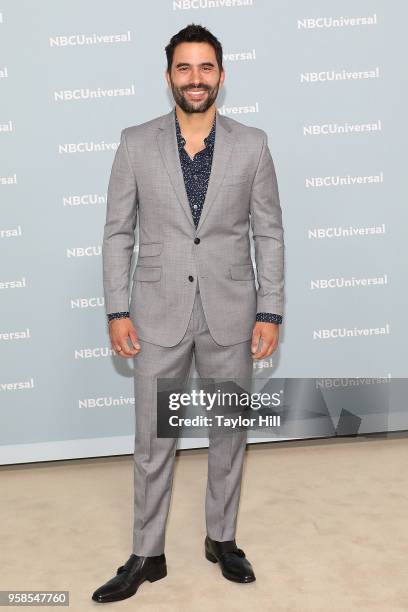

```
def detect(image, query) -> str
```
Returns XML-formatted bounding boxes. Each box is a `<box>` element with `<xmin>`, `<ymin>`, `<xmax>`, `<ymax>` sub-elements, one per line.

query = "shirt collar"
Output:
<box><xmin>174</xmin><ymin>106</ymin><xmax>216</xmax><ymax>149</ymax></box>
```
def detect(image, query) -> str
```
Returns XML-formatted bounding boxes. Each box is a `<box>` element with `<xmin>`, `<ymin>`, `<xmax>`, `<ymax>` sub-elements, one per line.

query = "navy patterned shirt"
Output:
<box><xmin>107</xmin><ymin>107</ymin><xmax>282</xmax><ymax>325</ymax></box>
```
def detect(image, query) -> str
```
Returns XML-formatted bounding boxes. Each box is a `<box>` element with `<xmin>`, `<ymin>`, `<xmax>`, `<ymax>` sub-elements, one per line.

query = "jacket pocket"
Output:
<box><xmin>138</xmin><ymin>242</ymin><xmax>163</xmax><ymax>257</ymax></box>
<box><xmin>133</xmin><ymin>266</ymin><xmax>161</xmax><ymax>281</ymax></box>
<box><xmin>230</xmin><ymin>263</ymin><xmax>255</xmax><ymax>280</ymax></box>
<box><xmin>223</xmin><ymin>173</ymin><xmax>250</xmax><ymax>186</ymax></box>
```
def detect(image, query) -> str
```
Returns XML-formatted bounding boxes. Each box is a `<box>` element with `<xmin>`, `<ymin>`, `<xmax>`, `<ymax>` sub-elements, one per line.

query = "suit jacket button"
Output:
<box><xmin>188</xmin><ymin>275</ymin><xmax>194</xmax><ymax>282</ymax></box>
<box><xmin>194</xmin><ymin>237</ymin><xmax>200</xmax><ymax>244</ymax></box>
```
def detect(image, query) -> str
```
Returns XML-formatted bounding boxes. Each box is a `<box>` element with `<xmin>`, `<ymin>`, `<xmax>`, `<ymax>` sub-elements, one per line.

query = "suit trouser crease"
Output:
<box><xmin>132</xmin><ymin>279</ymin><xmax>252</xmax><ymax>556</ymax></box>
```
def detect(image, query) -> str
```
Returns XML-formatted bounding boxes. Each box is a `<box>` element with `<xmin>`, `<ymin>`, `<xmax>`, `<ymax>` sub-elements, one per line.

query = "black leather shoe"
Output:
<box><xmin>91</xmin><ymin>553</ymin><xmax>167</xmax><ymax>603</ymax></box>
<box><xmin>205</xmin><ymin>535</ymin><xmax>256</xmax><ymax>583</ymax></box>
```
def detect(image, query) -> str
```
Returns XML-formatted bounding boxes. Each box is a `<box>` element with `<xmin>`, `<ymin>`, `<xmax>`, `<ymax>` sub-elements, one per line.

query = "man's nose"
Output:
<box><xmin>190</xmin><ymin>68</ymin><xmax>202</xmax><ymax>85</ymax></box>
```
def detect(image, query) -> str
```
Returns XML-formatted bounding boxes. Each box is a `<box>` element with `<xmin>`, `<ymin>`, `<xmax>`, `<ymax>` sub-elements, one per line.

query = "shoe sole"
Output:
<box><xmin>91</xmin><ymin>566</ymin><xmax>167</xmax><ymax>603</ymax></box>
<box><xmin>205</xmin><ymin>549</ymin><xmax>256</xmax><ymax>583</ymax></box>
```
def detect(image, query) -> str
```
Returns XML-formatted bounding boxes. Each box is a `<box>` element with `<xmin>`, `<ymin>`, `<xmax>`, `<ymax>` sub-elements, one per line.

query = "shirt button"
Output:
<box><xmin>188</xmin><ymin>275</ymin><xmax>194</xmax><ymax>282</ymax></box>
<box><xmin>194</xmin><ymin>237</ymin><xmax>200</xmax><ymax>244</ymax></box>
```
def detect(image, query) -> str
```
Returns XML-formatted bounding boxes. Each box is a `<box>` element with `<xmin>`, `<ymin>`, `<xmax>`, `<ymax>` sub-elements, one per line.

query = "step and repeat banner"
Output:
<box><xmin>1</xmin><ymin>1</ymin><xmax>406</xmax><ymax>464</ymax></box>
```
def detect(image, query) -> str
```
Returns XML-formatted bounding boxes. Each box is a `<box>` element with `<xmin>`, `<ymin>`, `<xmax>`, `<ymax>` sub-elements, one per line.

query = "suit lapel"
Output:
<box><xmin>156</xmin><ymin>107</ymin><xmax>236</xmax><ymax>234</ymax></box>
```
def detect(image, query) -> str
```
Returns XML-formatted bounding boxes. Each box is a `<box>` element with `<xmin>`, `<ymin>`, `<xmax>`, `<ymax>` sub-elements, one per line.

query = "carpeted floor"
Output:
<box><xmin>1</xmin><ymin>433</ymin><xmax>407</xmax><ymax>611</ymax></box>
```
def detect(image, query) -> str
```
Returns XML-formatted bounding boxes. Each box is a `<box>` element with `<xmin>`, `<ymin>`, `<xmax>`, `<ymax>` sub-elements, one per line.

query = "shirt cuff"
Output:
<box><xmin>107</xmin><ymin>311</ymin><xmax>130</xmax><ymax>322</ymax></box>
<box><xmin>256</xmin><ymin>312</ymin><xmax>283</xmax><ymax>324</ymax></box>
<box><xmin>108</xmin><ymin>312</ymin><xmax>283</xmax><ymax>324</ymax></box>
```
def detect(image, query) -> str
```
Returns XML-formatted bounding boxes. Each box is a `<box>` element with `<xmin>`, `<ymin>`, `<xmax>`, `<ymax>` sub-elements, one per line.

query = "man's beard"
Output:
<box><xmin>169</xmin><ymin>78</ymin><xmax>220</xmax><ymax>113</ymax></box>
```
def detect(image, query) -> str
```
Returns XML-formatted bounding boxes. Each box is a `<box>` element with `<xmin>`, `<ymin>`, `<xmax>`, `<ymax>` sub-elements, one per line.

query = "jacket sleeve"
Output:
<box><xmin>102</xmin><ymin>128</ymin><xmax>138</xmax><ymax>315</ymax></box>
<box><xmin>250</xmin><ymin>131</ymin><xmax>285</xmax><ymax>316</ymax></box>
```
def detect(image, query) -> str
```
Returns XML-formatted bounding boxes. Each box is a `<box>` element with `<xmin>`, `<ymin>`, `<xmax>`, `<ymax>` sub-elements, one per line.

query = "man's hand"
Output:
<box><xmin>251</xmin><ymin>321</ymin><xmax>280</xmax><ymax>360</ymax></box>
<box><xmin>109</xmin><ymin>318</ymin><xmax>140</xmax><ymax>358</ymax></box>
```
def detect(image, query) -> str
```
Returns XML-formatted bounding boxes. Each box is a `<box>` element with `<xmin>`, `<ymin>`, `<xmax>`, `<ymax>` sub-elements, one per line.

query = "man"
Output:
<box><xmin>92</xmin><ymin>23</ymin><xmax>284</xmax><ymax>603</ymax></box>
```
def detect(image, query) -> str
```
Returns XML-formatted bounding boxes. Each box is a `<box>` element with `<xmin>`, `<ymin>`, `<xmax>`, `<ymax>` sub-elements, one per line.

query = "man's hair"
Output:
<box><xmin>165</xmin><ymin>23</ymin><xmax>223</xmax><ymax>73</ymax></box>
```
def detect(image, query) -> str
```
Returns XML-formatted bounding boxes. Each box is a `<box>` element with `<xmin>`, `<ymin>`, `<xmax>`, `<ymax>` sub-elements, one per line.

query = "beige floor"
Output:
<box><xmin>1</xmin><ymin>433</ymin><xmax>408</xmax><ymax>611</ymax></box>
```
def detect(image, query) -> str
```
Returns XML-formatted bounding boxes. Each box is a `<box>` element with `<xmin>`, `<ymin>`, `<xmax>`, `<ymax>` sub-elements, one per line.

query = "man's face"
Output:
<box><xmin>166</xmin><ymin>42</ymin><xmax>224</xmax><ymax>114</ymax></box>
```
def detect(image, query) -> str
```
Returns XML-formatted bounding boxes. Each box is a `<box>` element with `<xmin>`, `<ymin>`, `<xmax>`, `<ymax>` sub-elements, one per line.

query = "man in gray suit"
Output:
<box><xmin>92</xmin><ymin>23</ymin><xmax>284</xmax><ymax>603</ymax></box>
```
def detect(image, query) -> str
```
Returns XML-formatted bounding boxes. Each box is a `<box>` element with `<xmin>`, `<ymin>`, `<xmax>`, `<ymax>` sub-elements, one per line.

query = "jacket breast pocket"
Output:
<box><xmin>223</xmin><ymin>173</ymin><xmax>250</xmax><ymax>186</ymax></box>
<box><xmin>133</xmin><ymin>266</ymin><xmax>161</xmax><ymax>282</ymax></box>
<box><xmin>137</xmin><ymin>242</ymin><xmax>163</xmax><ymax>257</ymax></box>
<box><xmin>230</xmin><ymin>263</ymin><xmax>255</xmax><ymax>280</ymax></box>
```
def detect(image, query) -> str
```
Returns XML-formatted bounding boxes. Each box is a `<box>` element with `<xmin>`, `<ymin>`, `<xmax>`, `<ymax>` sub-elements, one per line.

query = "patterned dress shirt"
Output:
<box><xmin>107</xmin><ymin>107</ymin><xmax>283</xmax><ymax>325</ymax></box>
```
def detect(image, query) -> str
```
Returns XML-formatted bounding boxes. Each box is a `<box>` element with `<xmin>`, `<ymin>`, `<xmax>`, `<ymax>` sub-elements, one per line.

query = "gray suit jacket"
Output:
<box><xmin>102</xmin><ymin>107</ymin><xmax>284</xmax><ymax>347</ymax></box>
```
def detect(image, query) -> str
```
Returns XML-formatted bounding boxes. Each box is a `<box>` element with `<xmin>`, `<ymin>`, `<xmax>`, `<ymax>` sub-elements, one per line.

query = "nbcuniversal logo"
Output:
<box><xmin>297</xmin><ymin>14</ymin><xmax>378</xmax><ymax>29</ymax></box>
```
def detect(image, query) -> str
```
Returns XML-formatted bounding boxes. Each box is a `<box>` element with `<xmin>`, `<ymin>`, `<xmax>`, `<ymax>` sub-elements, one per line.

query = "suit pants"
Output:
<box><xmin>132</xmin><ymin>279</ymin><xmax>253</xmax><ymax>556</ymax></box>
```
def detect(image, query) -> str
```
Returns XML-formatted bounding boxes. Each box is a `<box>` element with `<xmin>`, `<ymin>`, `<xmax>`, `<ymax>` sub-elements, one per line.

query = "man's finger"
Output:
<box><xmin>129</xmin><ymin>328</ymin><xmax>141</xmax><ymax>350</ymax></box>
<box><xmin>252</xmin><ymin>338</ymin><xmax>272</xmax><ymax>360</ymax></box>
<box><xmin>115</xmin><ymin>337</ymin><xmax>137</xmax><ymax>357</ymax></box>
<box><xmin>252</xmin><ymin>339</ymin><xmax>277</xmax><ymax>360</ymax></box>
<box><xmin>251</xmin><ymin>330</ymin><xmax>261</xmax><ymax>354</ymax></box>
